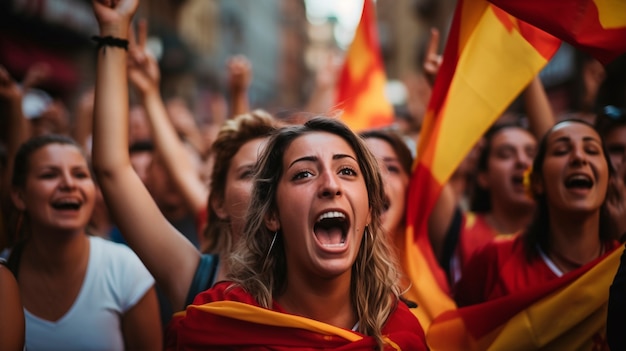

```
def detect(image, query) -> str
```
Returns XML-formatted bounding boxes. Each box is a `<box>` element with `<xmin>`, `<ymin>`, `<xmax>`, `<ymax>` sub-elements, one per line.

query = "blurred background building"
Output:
<box><xmin>2</xmin><ymin>0</ymin><xmax>532</xmax><ymax>128</ymax></box>
<box><xmin>2</xmin><ymin>0</ymin><xmax>615</xmax><ymax>129</ymax></box>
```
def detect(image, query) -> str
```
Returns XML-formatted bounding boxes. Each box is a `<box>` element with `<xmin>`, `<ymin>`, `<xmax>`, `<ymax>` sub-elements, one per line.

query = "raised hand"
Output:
<box><xmin>92</xmin><ymin>0</ymin><xmax>139</xmax><ymax>36</ymax></box>
<box><xmin>128</xmin><ymin>19</ymin><xmax>160</xmax><ymax>96</ymax></box>
<box><xmin>423</xmin><ymin>27</ymin><xmax>442</xmax><ymax>87</ymax></box>
<box><xmin>0</xmin><ymin>65</ymin><xmax>22</xmax><ymax>102</ymax></box>
<box><xmin>227</xmin><ymin>55</ymin><xmax>252</xmax><ymax>94</ymax></box>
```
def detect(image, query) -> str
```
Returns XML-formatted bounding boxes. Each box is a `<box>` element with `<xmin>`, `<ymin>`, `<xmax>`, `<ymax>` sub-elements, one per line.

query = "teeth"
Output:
<box><xmin>317</xmin><ymin>211</ymin><xmax>345</xmax><ymax>222</ymax></box>
<box><xmin>322</xmin><ymin>243</ymin><xmax>346</xmax><ymax>248</ymax></box>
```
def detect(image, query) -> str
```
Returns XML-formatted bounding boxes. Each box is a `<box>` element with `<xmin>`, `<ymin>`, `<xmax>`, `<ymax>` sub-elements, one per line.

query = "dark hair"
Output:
<box><xmin>12</xmin><ymin>134</ymin><xmax>90</xmax><ymax>188</ymax></box>
<box><xmin>523</xmin><ymin>119</ymin><xmax>616</xmax><ymax>259</ymax></box>
<box><xmin>469</xmin><ymin>123</ymin><xmax>531</xmax><ymax>212</ymax></box>
<box><xmin>359</xmin><ymin>128</ymin><xmax>413</xmax><ymax>176</ymax></box>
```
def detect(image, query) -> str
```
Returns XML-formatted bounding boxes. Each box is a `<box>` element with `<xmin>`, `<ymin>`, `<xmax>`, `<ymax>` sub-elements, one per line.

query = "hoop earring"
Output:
<box><xmin>365</xmin><ymin>226</ymin><xmax>373</xmax><ymax>243</ymax></box>
<box><xmin>265</xmin><ymin>231</ymin><xmax>278</xmax><ymax>262</ymax></box>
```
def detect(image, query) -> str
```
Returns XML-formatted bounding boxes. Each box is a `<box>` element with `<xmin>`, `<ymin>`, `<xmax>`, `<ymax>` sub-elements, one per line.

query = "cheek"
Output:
<box><xmin>225</xmin><ymin>182</ymin><xmax>253</xmax><ymax>215</ymax></box>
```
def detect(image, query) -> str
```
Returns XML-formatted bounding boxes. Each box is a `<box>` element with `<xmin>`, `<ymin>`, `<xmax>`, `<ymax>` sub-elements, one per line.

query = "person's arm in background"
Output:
<box><xmin>304</xmin><ymin>52</ymin><xmax>342</xmax><ymax>114</ymax></box>
<box><xmin>91</xmin><ymin>0</ymin><xmax>200</xmax><ymax>315</ymax></box>
<box><xmin>420</xmin><ymin>27</ymin><xmax>459</xmax><ymax>261</ymax></box>
<box><xmin>227</xmin><ymin>55</ymin><xmax>252</xmax><ymax>118</ymax></box>
<box><xmin>128</xmin><ymin>20</ymin><xmax>208</xmax><ymax>219</ymax></box>
<box><xmin>72</xmin><ymin>88</ymin><xmax>95</xmax><ymax>151</ymax></box>
<box><xmin>0</xmin><ymin>264</ymin><xmax>24</xmax><ymax>351</ymax></box>
<box><xmin>0</xmin><ymin>64</ymin><xmax>48</xmax><ymax>199</ymax></box>
<box><xmin>523</xmin><ymin>75</ymin><xmax>555</xmax><ymax>139</ymax></box>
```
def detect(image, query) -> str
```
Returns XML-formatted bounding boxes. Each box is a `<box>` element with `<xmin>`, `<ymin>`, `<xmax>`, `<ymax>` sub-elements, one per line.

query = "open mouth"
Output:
<box><xmin>314</xmin><ymin>211</ymin><xmax>349</xmax><ymax>248</ymax></box>
<box><xmin>512</xmin><ymin>175</ymin><xmax>524</xmax><ymax>186</ymax></box>
<box><xmin>51</xmin><ymin>199</ymin><xmax>82</xmax><ymax>210</ymax></box>
<box><xmin>564</xmin><ymin>174</ymin><xmax>593</xmax><ymax>189</ymax></box>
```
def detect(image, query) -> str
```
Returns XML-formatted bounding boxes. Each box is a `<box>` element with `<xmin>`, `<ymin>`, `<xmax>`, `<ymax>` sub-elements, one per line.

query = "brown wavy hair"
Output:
<box><xmin>227</xmin><ymin>117</ymin><xmax>404</xmax><ymax>350</ymax></box>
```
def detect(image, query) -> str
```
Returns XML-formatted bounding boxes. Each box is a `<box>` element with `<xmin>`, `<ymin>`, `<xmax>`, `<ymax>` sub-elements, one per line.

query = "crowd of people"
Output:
<box><xmin>0</xmin><ymin>0</ymin><xmax>625</xmax><ymax>350</ymax></box>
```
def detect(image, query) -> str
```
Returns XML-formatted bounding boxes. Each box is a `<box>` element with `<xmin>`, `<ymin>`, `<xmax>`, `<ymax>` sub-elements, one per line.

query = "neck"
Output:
<box><xmin>278</xmin><ymin>272</ymin><xmax>355</xmax><ymax>329</ymax></box>
<box><xmin>22</xmin><ymin>225</ymin><xmax>89</xmax><ymax>273</ymax></box>
<box><xmin>487</xmin><ymin>202</ymin><xmax>533</xmax><ymax>234</ymax></box>
<box><xmin>548</xmin><ymin>209</ymin><xmax>602</xmax><ymax>271</ymax></box>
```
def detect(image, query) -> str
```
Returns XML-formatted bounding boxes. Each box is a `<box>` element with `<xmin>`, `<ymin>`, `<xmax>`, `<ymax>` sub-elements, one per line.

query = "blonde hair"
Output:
<box><xmin>228</xmin><ymin>117</ymin><xmax>404</xmax><ymax>350</ymax></box>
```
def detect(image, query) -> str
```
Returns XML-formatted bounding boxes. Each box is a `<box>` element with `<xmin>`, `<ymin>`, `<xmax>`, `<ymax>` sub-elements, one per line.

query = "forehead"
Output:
<box><xmin>364</xmin><ymin>137</ymin><xmax>396</xmax><ymax>159</ymax></box>
<box><xmin>284</xmin><ymin>131</ymin><xmax>356</xmax><ymax>161</ymax></box>
<box><xmin>490</xmin><ymin>127</ymin><xmax>535</xmax><ymax>148</ymax></box>
<box><xmin>29</xmin><ymin>143</ymin><xmax>86</xmax><ymax>167</ymax></box>
<box><xmin>233</xmin><ymin>137</ymin><xmax>267</xmax><ymax>162</ymax></box>
<box><xmin>547</xmin><ymin>122</ymin><xmax>600</xmax><ymax>143</ymax></box>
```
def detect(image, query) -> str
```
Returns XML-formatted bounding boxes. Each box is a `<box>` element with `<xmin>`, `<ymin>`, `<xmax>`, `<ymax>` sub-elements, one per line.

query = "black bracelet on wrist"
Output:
<box><xmin>91</xmin><ymin>36</ymin><xmax>129</xmax><ymax>52</ymax></box>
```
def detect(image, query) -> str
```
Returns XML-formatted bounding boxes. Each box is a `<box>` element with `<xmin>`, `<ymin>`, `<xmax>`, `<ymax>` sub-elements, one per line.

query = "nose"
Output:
<box><xmin>570</xmin><ymin>145</ymin><xmax>588</xmax><ymax>166</ymax></box>
<box><xmin>516</xmin><ymin>151</ymin><xmax>532</xmax><ymax>169</ymax></box>
<box><xmin>59</xmin><ymin>171</ymin><xmax>77</xmax><ymax>189</ymax></box>
<box><xmin>318</xmin><ymin>169</ymin><xmax>342</xmax><ymax>198</ymax></box>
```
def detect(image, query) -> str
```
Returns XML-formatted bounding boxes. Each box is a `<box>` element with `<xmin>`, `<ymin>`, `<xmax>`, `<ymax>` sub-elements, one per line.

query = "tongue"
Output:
<box><xmin>315</xmin><ymin>227</ymin><xmax>344</xmax><ymax>246</ymax></box>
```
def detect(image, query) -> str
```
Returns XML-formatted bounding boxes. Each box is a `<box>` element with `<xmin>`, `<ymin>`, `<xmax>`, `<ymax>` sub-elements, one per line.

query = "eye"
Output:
<box><xmin>239</xmin><ymin>169</ymin><xmax>254</xmax><ymax>180</ymax></box>
<box><xmin>339</xmin><ymin>167</ymin><xmax>357</xmax><ymax>176</ymax></box>
<box><xmin>386</xmin><ymin>164</ymin><xmax>401</xmax><ymax>175</ymax></box>
<box><xmin>584</xmin><ymin>144</ymin><xmax>600</xmax><ymax>155</ymax></box>
<box><xmin>292</xmin><ymin>170</ymin><xmax>313</xmax><ymax>180</ymax></box>
<box><xmin>550</xmin><ymin>144</ymin><xmax>570</xmax><ymax>156</ymax></box>
<box><xmin>38</xmin><ymin>172</ymin><xmax>57</xmax><ymax>179</ymax></box>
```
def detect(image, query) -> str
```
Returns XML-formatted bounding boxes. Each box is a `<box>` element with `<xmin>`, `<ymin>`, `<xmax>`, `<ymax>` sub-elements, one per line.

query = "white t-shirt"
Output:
<box><xmin>24</xmin><ymin>236</ymin><xmax>154</xmax><ymax>351</ymax></box>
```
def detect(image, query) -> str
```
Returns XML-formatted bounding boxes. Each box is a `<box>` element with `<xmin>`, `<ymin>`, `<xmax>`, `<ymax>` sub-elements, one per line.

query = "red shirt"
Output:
<box><xmin>454</xmin><ymin>235</ymin><xmax>619</xmax><ymax>307</ymax></box>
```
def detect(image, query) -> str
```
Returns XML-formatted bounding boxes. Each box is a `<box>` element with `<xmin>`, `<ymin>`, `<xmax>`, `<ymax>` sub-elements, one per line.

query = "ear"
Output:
<box><xmin>264</xmin><ymin>211</ymin><xmax>280</xmax><ymax>232</ymax></box>
<box><xmin>10</xmin><ymin>188</ymin><xmax>26</xmax><ymax>211</ymax></box>
<box><xmin>476</xmin><ymin>171</ymin><xmax>489</xmax><ymax>189</ymax></box>
<box><xmin>210</xmin><ymin>196</ymin><xmax>229</xmax><ymax>220</ymax></box>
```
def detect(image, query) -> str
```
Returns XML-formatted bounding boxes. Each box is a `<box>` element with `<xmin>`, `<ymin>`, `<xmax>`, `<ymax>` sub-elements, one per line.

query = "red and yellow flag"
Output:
<box><xmin>335</xmin><ymin>0</ymin><xmax>394</xmax><ymax>131</ymax></box>
<box><xmin>426</xmin><ymin>245</ymin><xmax>623</xmax><ymax>350</ymax></box>
<box><xmin>399</xmin><ymin>0</ymin><xmax>561</xmax><ymax>330</ymax></box>
<box><xmin>489</xmin><ymin>0</ymin><xmax>626</xmax><ymax>65</ymax></box>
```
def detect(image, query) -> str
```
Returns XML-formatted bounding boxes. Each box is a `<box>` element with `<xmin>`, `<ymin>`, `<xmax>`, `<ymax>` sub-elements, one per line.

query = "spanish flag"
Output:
<box><xmin>335</xmin><ymin>0</ymin><xmax>394</xmax><ymax>131</ymax></box>
<box><xmin>166</xmin><ymin>282</ymin><xmax>429</xmax><ymax>350</ymax></box>
<box><xmin>399</xmin><ymin>0</ymin><xmax>560</xmax><ymax>329</ymax></box>
<box><xmin>489</xmin><ymin>0</ymin><xmax>626</xmax><ymax>65</ymax></box>
<box><xmin>426</xmin><ymin>245</ymin><xmax>624</xmax><ymax>350</ymax></box>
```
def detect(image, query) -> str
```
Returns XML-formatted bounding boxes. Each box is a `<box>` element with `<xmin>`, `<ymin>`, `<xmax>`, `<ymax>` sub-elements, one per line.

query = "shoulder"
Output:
<box><xmin>89</xmin><ymin>236</ymin><xmax>143</xmax><ymax>265</ymax></box>
<box><xmin>382</xmin><ymin>301</ymin><xmax>428</xmax><ymax>350</ymax></box>
<box><xmin>191</xmin><ymin>281</ymin><xmax>257</xmax><ymax>306</ymax></box>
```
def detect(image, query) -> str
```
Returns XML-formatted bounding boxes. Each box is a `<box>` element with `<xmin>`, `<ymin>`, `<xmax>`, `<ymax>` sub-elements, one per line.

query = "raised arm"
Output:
<box><xmin>0</xmin><ymin>65</ymin><xmax>37</xmax><ymax>201</ymax></box>
<box><xmin>128</xmin><ymin>20</ymin><xmax>208</xmax><ymax>218</ymax></box>
<box><xmin>523</xmin><ymin>75</ymin><xmax>555</xmax><ymax>139</ymax></box>
<box><xmin>226</xmin><ymin>55</ymin><xmax>252</xmax><ymax>118</ymax></box>
<box><xmin>91</xmin><ymin>0</ymin><xmax>200</xmax><ymax>312</ymax></box>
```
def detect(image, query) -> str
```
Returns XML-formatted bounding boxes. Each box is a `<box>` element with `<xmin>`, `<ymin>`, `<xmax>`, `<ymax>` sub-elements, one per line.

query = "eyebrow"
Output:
<box><xmin>552</xmin><ymin>136</ymin><xmax>601</xmax><ymax>144</ymax></box>
<box><xmin>288</xmin><ymin>154</ymin><xmax>357</xmax><ymax>169</ymax></box>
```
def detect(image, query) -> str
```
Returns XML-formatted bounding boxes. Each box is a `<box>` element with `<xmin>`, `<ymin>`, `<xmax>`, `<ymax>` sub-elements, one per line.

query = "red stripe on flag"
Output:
<box><xmin>489</xmin><ymin>0</ymin><xmax>626</xmax><ymax>64</ymax></box>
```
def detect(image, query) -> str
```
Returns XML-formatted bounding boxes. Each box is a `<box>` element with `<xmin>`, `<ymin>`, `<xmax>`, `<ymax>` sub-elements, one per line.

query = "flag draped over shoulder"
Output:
<box><xmin>426</xmin><ymin>245</ymin><xmax>624</xmax><ymax>350</ymax></box>
<box><xmin>335</xmin><ymin>0</ymin><xmax>394</xmax><ymax>131</ymax></box>
<box><xmin>399</xmin><ymin>0</ymin><xmax>560</xmax><ymax>330</ymax></box>
<box><xmin>166</xmin><ymin>282</ymin><xmax>428</xmax><ymax>351</ymax></box>
<box><xmin>489</xmin><ymin>0</ymin><xmax>626</xmax><ymax>65</ymax></box>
